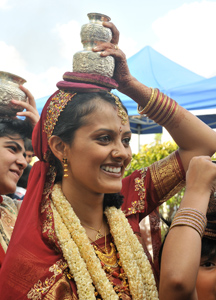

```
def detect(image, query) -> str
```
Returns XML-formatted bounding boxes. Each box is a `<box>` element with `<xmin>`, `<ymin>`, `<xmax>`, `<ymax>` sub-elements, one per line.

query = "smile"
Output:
<box><xmin>101</xmin><ymin>166</ymin><xmax>121</xmax><ymax>174</ymax></box>
<box><xmin>10</xmin><ymin>170</ymin><xmax>20</xmax><ymax>179</ymax></box>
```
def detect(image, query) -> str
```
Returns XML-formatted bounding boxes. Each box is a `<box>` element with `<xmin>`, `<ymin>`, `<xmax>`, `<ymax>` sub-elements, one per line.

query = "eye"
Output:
<box><xmin>122</xmin><ymin>137</ymin><xmax>131</xmax><ymax>147</ymax></box>
<box><xmin>97</xmin><ymin>135</ymin><xmax>111</xmax><ymax>144</ymax></box>
<box><xmin>8</xmin><ymin>145</ymin><xmax>17</xmax><ymax>152</ymax></box>
<box><xmin>200</xmin><ymin>261</ymin><xmax>216</xmax><ymax>268</ymax></box>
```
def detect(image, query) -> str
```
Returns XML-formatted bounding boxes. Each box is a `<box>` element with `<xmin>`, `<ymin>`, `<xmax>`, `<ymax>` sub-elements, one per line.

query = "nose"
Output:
<box><xmin>111</xmin><ymin>142</ymin><xmax>131</xmax><ymax>162</ymax></box>
<box><xmin>16</xmin><ymin>154</ymin><xmax>28</xmax><ymax>170</ymax></box>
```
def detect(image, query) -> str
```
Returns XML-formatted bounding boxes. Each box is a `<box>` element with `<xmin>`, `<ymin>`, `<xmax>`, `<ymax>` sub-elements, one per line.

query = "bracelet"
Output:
<box><xmin>137</xmin><ymin>88</ymin><xmax>179</xmax><ymax>127</ymax></box>
<box><xmin>170</xmin><ymin>208</ymin><xmax>207</xmax><ymax>238</ymax></box>
<box><xmin>137</xmin><ymin>88</ymin><xmax>156</xmax><ymax>115</ymax></box>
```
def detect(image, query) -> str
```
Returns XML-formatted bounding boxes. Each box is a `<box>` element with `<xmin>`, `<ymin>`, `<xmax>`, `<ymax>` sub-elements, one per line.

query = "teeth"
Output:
<box><xmin>101</xmin><ymin>166</ymin><xmax>121</xmax><ymax>173</ymax></box>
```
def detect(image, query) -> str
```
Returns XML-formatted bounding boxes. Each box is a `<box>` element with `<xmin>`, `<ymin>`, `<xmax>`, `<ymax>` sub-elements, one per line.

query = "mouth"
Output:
<box><xmin>101</xmin><ymin>165</ymin><xmax>122</xmax><ymax>174</ymax></box>
<box><xmin>10</xmin><ymin>169</ymin><xmax>21</xmax><ymax>179</ymax></box>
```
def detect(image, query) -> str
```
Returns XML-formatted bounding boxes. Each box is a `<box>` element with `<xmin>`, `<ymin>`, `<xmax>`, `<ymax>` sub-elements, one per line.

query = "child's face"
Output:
<box><xmin>196</xmin><ymin>254</ymin><xmax>216</xmax><ymax>300</ymax></box>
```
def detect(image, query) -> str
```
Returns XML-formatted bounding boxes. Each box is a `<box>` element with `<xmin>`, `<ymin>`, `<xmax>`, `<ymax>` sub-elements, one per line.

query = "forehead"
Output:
<box><xmin>0</xmin><ymin>135</ymin><xmax>24</xmax><ymax>147</ymax></box>
<box><xmin>84</xmin><ymin>100</ymin><xmax>129</xmax><ymax>129</ymax></box>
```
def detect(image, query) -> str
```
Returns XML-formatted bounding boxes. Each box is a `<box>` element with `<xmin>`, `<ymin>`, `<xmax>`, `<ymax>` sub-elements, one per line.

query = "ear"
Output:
<box><xmin>48</xmin><ymin>135</ymin><xmax>67</xmax><ymax>162</ymax></box>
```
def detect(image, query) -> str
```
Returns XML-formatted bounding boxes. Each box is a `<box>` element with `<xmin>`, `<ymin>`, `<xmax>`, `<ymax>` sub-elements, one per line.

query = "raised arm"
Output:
<box><xmin>93</xmin><ymin>22</ymin><xmax>216</xmax><ymax>172</ymax></box>
<box><xmin>159</xmin><ymin>156</ymin><xmax>216</xmax><ymax>300</ymax></box>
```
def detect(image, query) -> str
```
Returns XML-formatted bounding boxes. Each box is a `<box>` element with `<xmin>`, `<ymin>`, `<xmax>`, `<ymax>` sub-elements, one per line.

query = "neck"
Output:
<box><xmin>61</xmin><ymin>180</ymin><xmax>105</xmax><ymax>229</ymax></box>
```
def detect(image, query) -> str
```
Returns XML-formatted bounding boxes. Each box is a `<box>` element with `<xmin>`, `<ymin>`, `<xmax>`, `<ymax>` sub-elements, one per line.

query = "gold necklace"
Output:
<box><xmin>82</xmin><ymin>220</ymin><xmax>104</xmax><ymax>240</ymax></box>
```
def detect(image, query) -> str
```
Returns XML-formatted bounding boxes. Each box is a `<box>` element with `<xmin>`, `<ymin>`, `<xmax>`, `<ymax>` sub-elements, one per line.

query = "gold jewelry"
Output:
<box><xmin>82</xmin><ymin>221</ymin><xmax>104</xmax><ymax>240</ymax></box>
<box><xmin>138</xmin><ymin>88</ymin><xmax>179</xmax><ymax>126</ymax></box>
<box><xmin>62</xmin><ymin>158</ymin><xmax>68</xmax><ymax>178</ymax></box>
<box><xmin>93</xmin><ymin>242</ymin><xmax>118</xmax><ymax>268</ymax></box>
<box><xmin>137</xmin><ymin>88</ymin><xmax>155</xmax><ymax>115</ymax></box>
<box><xmin>108</xmin><ymin>92</ymin><xmax>128</xmax><ymax>125</ymax></box>
<box><xmin>170</xmin><ymin>207</ymin><xmax>207</xmax><ymax>237</ymax></box>
<box><xmin>114</xmin><ymin>44</ymin><xmax>119</xmax><ymax>50</ymax></box>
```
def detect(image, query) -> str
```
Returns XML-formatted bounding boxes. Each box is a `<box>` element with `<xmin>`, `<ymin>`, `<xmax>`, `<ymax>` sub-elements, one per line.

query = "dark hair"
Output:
<box><xmin>52</xmin><ymin>91</ymin><xmax>128</xmax><ymax>178</ymax></box>
<box><xmin>24</xmin><ymin>138</ymin><xmax>33</xmax><ymax>152</ymax></box>
<box><xmin>201</xmin><ymin>237</ymin><xmax>216</xmax><ymax>258</ymax></box>
<box><xmin>0</xmin><ymin>118</ymin><xmax>32</xmax><ymax>140</ymax></box>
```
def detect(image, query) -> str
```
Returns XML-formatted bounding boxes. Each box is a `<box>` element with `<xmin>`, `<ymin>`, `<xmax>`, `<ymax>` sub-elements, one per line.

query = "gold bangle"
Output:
<box><xmin>170</xmin><ymin>208</ymin><xmax>207</xmax><ymax>238</ymax></box>
<box><xmin>137</xmin><ymin>88</ymin><xmax>155</xmax><ymax>115</ymax></box>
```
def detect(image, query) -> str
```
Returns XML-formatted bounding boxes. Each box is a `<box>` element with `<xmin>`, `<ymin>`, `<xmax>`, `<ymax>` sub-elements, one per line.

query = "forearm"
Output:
<box><xmin>121</xmin><ymin>80</ymin><xmax>216</xmax><ymax>171</ymax></box>
<box><xmin>159</xmin><ymin>190</ymin><xmax>209</xmax><ymax>300</ymax></box>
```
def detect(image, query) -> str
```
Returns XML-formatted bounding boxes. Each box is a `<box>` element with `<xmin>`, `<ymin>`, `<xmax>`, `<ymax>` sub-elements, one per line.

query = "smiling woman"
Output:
<box><xmin>0</xmin><ymin>118</ymin><xmax>32</xmax><ymax>267</ymax></box>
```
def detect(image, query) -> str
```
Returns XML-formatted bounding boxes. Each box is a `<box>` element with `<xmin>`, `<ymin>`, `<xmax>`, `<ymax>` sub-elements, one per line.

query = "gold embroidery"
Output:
<box><xmin>126</xmin><ymin>168</ymin><xmax>147</xmax><ymax>216</ymax></box>
<box><xmin>43</xmin><ymin>273</ymin><xmax>75</xmax><ymax>299</ymax></box>
<box><xmin>44</xmin><ymin>91</ymin><xmax>77</xmax><ymax>140</ymax></box>
<box><xmin>27</xmin><ymin>260</ymin><xmax>68</xmax><ymax>300</ymax></box>
<box><xmin>149</xmin><ymin>151</ymin><xmax>185</xmax><ymax>203</ymax></box>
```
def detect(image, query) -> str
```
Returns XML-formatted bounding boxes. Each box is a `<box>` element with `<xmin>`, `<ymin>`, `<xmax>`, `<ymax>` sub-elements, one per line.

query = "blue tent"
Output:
<box><xmin>113</xmin><ymin>46</ymin><xmax>216</xmax><ymax>133</ymax></box>
<box><xmin>35</xmin><ymin>46</ymin><xmax>216</xmax><ymax>133</ymax></box>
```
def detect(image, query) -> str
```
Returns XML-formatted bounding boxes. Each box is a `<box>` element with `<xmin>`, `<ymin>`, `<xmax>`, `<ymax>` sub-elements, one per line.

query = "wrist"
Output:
<box><xmin>181</xmin><ymin>187</ymin><xmax>211</xmax><ymax>212</ymax></box>
<box><xmin>118</xmin><ymin>77</ymin><xmax>151</xmax><ymax>102</ymax></box>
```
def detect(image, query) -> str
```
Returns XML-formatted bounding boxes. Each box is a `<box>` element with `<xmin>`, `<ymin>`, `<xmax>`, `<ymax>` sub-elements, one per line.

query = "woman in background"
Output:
<box><xmin>0</xmin><ymin>86</ymin><xmax>39</xmax><ymax>266</ymax></box>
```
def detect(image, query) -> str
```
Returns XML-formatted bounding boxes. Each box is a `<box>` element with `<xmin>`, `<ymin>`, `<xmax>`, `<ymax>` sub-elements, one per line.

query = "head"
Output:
<box><xmin>0</xmin><ymin>118</ymin><xmax>32</xmax><ymax>195</ymax></box>
<box><xmin>159</xmin><ymin>215</ymin><xmax>216</xmax><ymax>300</ymax></box>
<box><xmin>196</xmin><ymin>217</ymin><xmax>216</xmax><ymax>300</ymax></box>
<box><xmin>24</xmin><ymin>138</ymin><xmax>34</xmax><ymax>164</ymax></box>
<box><xmin>47</xmin><ymin>90</ymin><xmax>132</xmax><ymax>197</ymax></box>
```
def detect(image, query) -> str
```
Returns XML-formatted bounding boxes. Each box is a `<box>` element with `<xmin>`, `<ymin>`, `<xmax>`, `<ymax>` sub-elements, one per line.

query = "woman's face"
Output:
<box><xmin>0</xmin><ymin>135</ymin><xmax>27</xmax><ymax>195</ymax></box>
<box><xmin>196</xmin><ymin>254</ymin><xmax>216</xmax><ymax>300</ymax></box>
<box><xmin>64</xmin><ymin>100</ymin><xmax>132</xmax><ymax>195</ymax></box>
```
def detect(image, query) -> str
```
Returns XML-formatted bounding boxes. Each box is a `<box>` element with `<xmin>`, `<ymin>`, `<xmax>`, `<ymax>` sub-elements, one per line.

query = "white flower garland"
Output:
<box><xmin>51</xmin><ymin>183</ymin><xmax>159</xmax><ymax>300</ymax></box>
<box><xmin>105</xmin><ymin>207</ymin><xmax>159</xmax><ymax>300</ymax></box>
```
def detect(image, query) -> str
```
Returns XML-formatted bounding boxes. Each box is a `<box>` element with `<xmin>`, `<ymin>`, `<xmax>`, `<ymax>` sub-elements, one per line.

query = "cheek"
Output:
<box><xmin>196</xmin><ymin>270</ymin><xmax>216</xmax><ymax>298</ymax></box>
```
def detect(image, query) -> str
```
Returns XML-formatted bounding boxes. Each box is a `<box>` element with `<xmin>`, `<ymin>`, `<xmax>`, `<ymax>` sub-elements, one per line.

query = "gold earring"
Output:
<box><xmin>62</xmin><ymin>158</ymin><xmax>68</xmax><ymax>178</ymax></box>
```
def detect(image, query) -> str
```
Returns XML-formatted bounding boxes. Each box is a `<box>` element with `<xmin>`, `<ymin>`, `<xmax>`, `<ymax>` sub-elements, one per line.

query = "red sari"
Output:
<box><xmin>0</xmin><ymin>91</ymin><xmax>185</xmax><ymax>299</ymax></box>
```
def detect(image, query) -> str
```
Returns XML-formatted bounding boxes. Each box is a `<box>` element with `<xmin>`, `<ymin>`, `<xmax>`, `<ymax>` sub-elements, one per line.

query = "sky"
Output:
<box><xmin>1</xmin><ymin>0</ymin><xmax>216</xmax><ymax>152</ymax></box>
<box><xmin>1</xmin><ymin>0</ymin><xmax>216</xmax><ymax>100</ymax></box>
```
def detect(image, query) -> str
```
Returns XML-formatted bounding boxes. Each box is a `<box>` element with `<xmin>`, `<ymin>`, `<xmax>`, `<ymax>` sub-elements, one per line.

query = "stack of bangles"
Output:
<box><xmin>137</xmin><ymin>88</ymin><xmax>178</xmax><ymax>126</ymax></box>
<box><xmin>170</xmin><ymin>208</ymin><xmax>207</xmax><ymax>238</ymax></box>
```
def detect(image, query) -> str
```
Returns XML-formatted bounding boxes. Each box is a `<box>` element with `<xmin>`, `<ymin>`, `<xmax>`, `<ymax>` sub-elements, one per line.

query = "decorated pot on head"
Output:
<box><xmin>0</xmin><ymin>71</ymin><xmax>27</xmax><ymax>117</ymax></box>
<box><xmin>73</xmin><ymin>13</ymin><xmax>115</xmax><ymax>78</ymax></box>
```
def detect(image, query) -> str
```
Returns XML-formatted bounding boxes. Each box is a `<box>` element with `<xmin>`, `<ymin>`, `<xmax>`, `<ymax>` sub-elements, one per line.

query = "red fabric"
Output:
<box><xmin>56</xmin><ymin>80</ymin><xmax>111</xmax><ymax>92</ymax></box>
<box><xmin>63</xmin><ymin>72</ymin><xmax>118</xmax><ymax>89</ymax></box>
<box><xmin>0</xmin><ymin>244</ymin><xmax>5</xmax><ymax>268</ymax></box>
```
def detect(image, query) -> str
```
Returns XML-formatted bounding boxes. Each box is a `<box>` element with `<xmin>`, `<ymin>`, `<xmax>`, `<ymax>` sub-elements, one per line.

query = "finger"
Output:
<box><xmin>11</xmin><ymin>99</ymin><xmax>38</xmax><ymax>114</ymax></box>
<box><xmin>16</xmin><ymin>111</ymin><xmax>39</xmax><ymax>127</ymax></box>
<box><xmin>100</xmin><ymin>48</ymin><xmax>125</xmax><ymax>61</ymax></box>
<box><xmin>19</xmin><ymin>85</ymin><xmax>37</xmax><ymax>109</ymax></box>
<box><xmin>92</xmin><ymin>42</ymin><xmax>114</xmax><ymax>52</ymax></box>
<box><xmin>102</xmin><ymin>21</ymin><xmax>119</xmax><ymax>44</ymax></box>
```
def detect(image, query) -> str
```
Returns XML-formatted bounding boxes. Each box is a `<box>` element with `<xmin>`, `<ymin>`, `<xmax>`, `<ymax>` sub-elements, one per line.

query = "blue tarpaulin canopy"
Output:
<box><xmin>35</xmin><ymin>46</ymin><xmax>216</xmax><ymax>134</ymax></box>
<box><xmin>113</xmin><ymin>46</ymin><xmax>216</xmax><ymax>134</ymax></box>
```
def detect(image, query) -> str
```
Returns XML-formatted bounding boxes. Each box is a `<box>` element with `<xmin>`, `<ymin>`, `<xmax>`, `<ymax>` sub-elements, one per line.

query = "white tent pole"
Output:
<box><xmin>138</xmin><ymin>125</ymin><xmax>141</xmax><ymax>152</ymax></box>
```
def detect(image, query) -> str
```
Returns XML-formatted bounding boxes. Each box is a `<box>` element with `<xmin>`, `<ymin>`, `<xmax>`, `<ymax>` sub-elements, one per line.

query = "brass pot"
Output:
<box><xmin>73</xmin><ymin>13</ymin><xmax>115</xmax><ymax>77</ymax></box>
<box><xmin>0</xmin><ymin>71</ymin><xmax>27</xmax><ymax>116</ymax></box>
